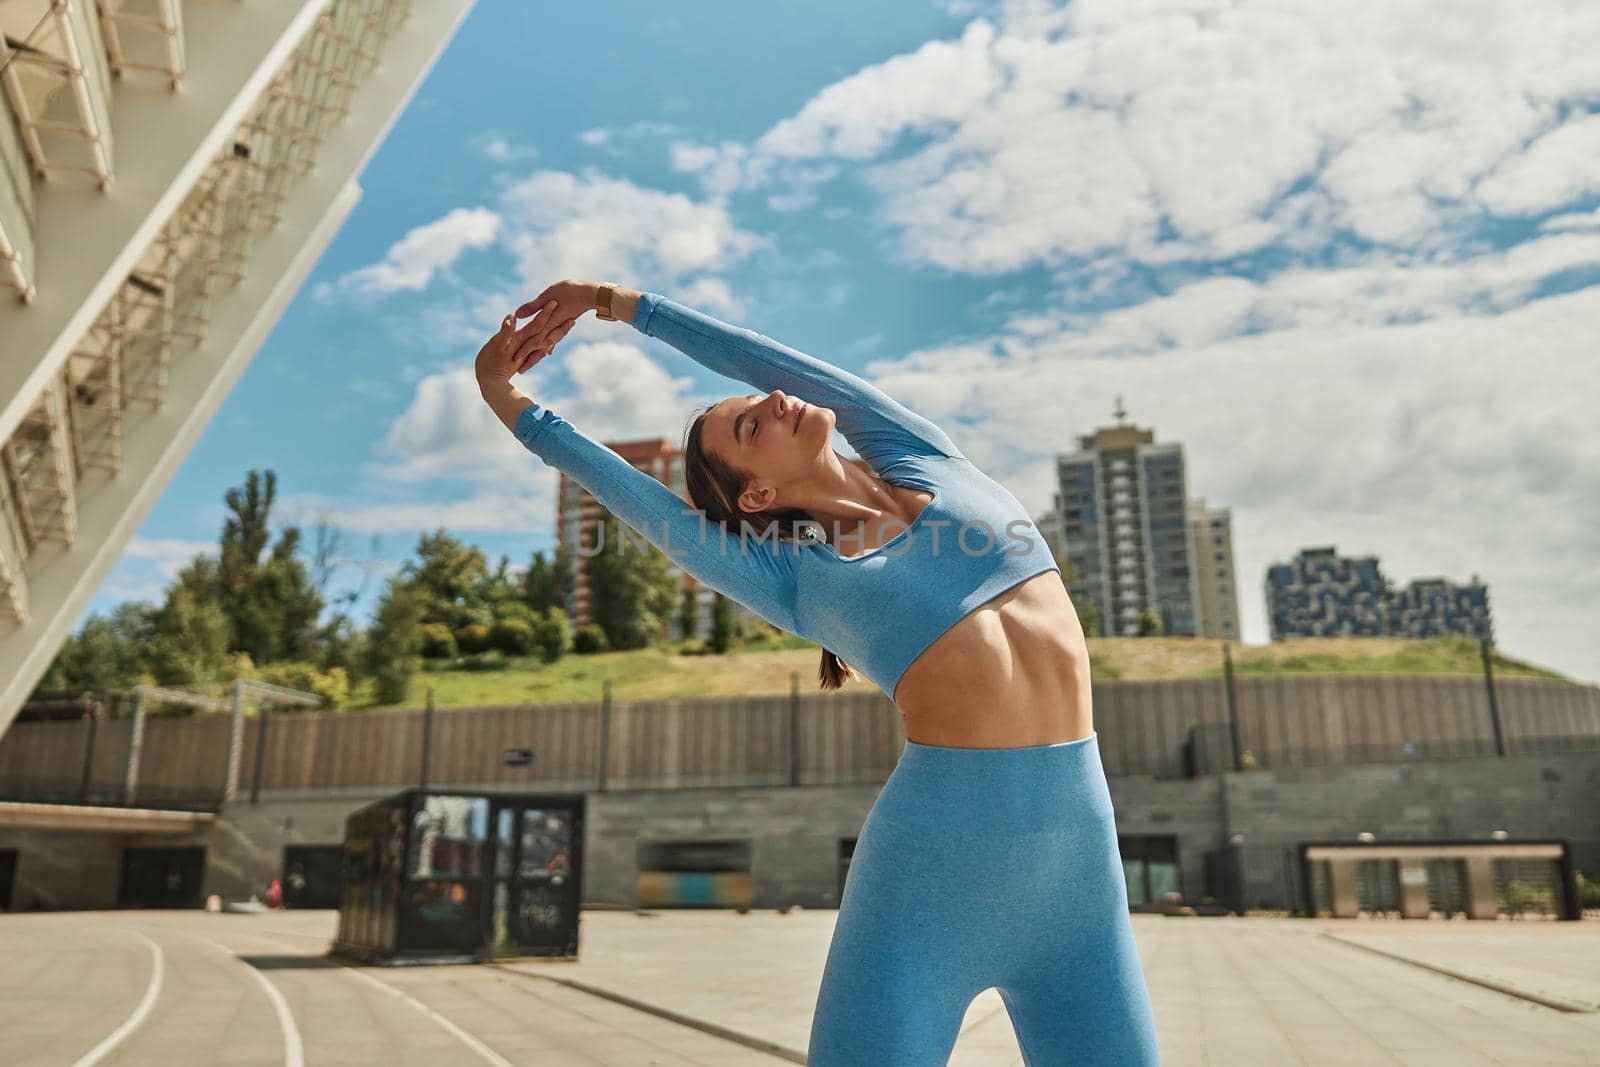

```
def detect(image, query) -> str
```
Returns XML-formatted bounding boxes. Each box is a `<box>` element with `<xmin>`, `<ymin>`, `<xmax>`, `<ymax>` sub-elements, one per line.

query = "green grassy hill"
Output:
<box><xmin>351</xmin><ymin>635</ymin><xmax>1571</xmax><ymax>710</ymax></box>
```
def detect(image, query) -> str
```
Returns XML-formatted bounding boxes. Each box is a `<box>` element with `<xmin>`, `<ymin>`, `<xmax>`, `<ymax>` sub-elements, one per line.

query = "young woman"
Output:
<box><xmin>477</xmin><ymin>279</ymin><xmax>1162</xmax><ymax>1066</ymax></box>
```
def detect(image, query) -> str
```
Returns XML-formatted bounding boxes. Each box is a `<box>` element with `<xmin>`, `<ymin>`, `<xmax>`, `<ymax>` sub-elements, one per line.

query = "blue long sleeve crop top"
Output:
<box><xmin>512</xmin><ymin>292</ymin><xmax>1061</xmax><ymax>703</ymax></box>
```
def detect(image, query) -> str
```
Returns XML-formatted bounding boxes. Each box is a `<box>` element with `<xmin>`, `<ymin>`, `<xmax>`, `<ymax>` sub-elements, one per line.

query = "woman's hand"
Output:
<box><xmin>507</xmin><ymin>278</ymin><xmax>603</xmax><ymax>368</ymax></box>
<box><xmin>474</xmin><ymin>290</ymin><xmax>588</xmax><ymax>391</ymax></box>
<box><xmin>475</xmin><ymin>310</ymin><xmax>540</xmax><ymax>390</ymax></box>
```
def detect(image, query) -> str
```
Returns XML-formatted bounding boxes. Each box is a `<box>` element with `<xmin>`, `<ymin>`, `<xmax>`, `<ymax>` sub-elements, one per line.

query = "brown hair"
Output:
<box><xmin>682</xmin><ymin>404</ymin><xmax>857</xmax><ymax>691</ymax></box>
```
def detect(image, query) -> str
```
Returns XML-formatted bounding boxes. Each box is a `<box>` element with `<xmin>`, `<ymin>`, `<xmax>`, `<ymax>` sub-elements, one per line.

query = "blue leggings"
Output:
<box><xmin>807</xmin><ymin>732</ymin><xmax>1162</xmax><ymax>1065</ymax></box>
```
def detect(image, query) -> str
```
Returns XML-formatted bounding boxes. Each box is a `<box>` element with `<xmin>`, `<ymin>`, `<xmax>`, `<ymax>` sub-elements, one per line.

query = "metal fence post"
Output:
<box><xmin>597</xmin><ymin>679</ymin><xmax>611</xmax><ymax>793</ymax></box>
<box><xmin>250</xmin><ymin>703</ymin><xmax>271</xmax><ymax>805</ymax></box>
<box><xmin>224</xmin><ymin>679</ymin><xmax>246</xmax><ymax>803</ymax></box>
<box><xmin>1222</xmin><ymin>643</ymin><xmax>1242</xmax><ymax>772</ymax></box>
<box><xmin>419</xmin><ymin>688</ymin><xmax>435</xmax><ymax>790</ymax></box>
<box><xmin>1480</xmin><ymin>637</ymin><xmax>1507</xmax><ymax>757</ymax></box>
<box><xmin>122</xmin><ymin>687</ymin><xmax>147</xmax><ymax>805</ymax></box>
<box><xmin>789</xmin><ymin>670</ymin><xmax>801</xmax><ymax>788</ymax></box>
<box><xmin>78</xmin><ymin>697</ymin><xmax>100</xmax><ymax>803</ymax></box>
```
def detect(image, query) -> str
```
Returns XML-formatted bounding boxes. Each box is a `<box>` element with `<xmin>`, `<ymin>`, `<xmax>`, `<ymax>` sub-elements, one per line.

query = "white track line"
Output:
<box><xmin>220</xmin><ymin>928</ymin><xmax>513</xmax><ymax>1067</ymax></box>
<box><xmin>72</xmin><ymin>931</ymin><xmax>164</xmax><ymax>1067</ymax></box>
<box><xmin>188</xmin><ymin>934</ymin><xmax>305</xmax><ymax>1067</ymax></box>
<box><xmin>340</xmin><ymin>967</ymin><xmax>516</xmax><ymax>1067</ymax></box>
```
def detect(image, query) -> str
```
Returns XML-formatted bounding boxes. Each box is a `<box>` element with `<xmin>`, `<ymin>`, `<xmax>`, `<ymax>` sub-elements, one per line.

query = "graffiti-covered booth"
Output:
<box><xmin>334</xmin><ymin>789</ymin><xmax>584</xmax><ymax>964</ymax></box>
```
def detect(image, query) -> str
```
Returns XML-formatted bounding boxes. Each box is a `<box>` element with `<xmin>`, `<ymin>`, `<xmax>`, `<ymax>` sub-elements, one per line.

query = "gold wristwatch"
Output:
<box><xmin>594</xmin><ymin>282</ymin><xmax>618</xmax><ymax>321</ymax></box>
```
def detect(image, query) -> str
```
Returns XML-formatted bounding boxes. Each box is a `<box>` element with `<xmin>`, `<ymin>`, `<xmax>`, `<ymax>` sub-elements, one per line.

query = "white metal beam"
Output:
<box><xmin>0</xmin><ymin>0</ymin><xmax>335</xmax><ymax>447</ymax></box>
<box><xmin>0</xmin><ymin>0</ymin><xmax>479</xmax><ymax>736</ymax></box>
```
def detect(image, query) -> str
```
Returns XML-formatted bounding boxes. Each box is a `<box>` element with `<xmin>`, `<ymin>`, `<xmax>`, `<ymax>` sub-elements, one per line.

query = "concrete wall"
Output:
<box><xmin>0</xmin><ymin>827</ymin><xmax>125</xmax><ymax>910</ymax></box>
<box><xmin>2</xmin><ymin>748</ymin><xmax>1594</xmax><ymax>912</ymax></box>
<box><xmin>1100</xmin><ymin>774</ymin><xmax>1225</xmax><ymax>901</ymax></box>
<box><xmin>1223</xmin><ymin>749</ymin><xmax>1600</xmax><ymax>908</ymax></box>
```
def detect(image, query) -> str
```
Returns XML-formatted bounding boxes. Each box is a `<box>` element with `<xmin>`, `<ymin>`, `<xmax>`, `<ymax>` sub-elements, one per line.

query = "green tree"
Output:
<box><xmin>145</xmin><ymin>569</ymin><xmax>233</xmax><ymax>686</ymax></box>
<box><xmin>522</xmin><ymin>543</ymin><xmax>574</xmax><ymax>615</ymax></box>
<box><xmin>37</xmin><ymin>601</ymin><xmax>159</xmax><ymax>694</ymax></box>
<box><xmin>313</xmin><ymin>612</ymin><xmax>368</xmax><ymax>688</ymax></box>
<box><xmin>708</xmin><ymin>591</ymin><xmax>735</xmax><ymax>654</ymax></box>
<box><xmin>363</xmin><ymin>576</ymin><xmax>429</xmax><ymax>705</ymax></box>
<box><xmin>218</xmin><ymin>470</ymin><xmax>324</xmax><ymax>664</ymax></box>
<box><xmin>1137</xmin><ymin>607</ymin><xmax>1163</xmax><ymax>637</ymax></box>
<box><xmin>474</xmin><ymin>553</ymin><xmax>523</xmax><ymax>621</ymax></box>
<box><xmin>678</xmin><ymin>583</ymin><xmax>699</xmax><ymax>641</ymax></box>
<box><xmin>581</xmin><ymin>507</ymin><xmax>681</xmax><ymax>650</ymax></box>
<box><xmin>403</xmin><ymin>530</ymin><xmax>491</xmax><ymax>632</ymax></box>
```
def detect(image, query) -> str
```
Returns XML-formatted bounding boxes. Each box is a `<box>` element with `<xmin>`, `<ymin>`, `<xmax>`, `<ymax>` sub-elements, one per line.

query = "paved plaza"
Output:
<box><xmin>2</xmin><ymin>908</ymin><xmax>1597</xmax><ymax>1066</ymax></box>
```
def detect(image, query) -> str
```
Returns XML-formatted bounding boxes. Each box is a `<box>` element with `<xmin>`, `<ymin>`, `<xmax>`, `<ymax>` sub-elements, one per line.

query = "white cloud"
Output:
<box><xmin>858</xmin><ymin>277</ymin><xmax>1600</xmax><ymax>683</ymax></box>
<box><xmin>323</xmin><ymin>169</ymin><xmax>770</xmax><ymax>363</ymax></box>
<box><xmin>322</xmin><ymin>207</ymin><xmax>501</xmax><ymax>298</ymax></box>
<box><xmin>495</xmin><ymin>170</ymin><xmax>769</xmax><ymax>315</ymax></box>
<box><xmin>671</xmin><ymin>1</ymin><xmax>1600</xmax><ymax>273</ymax></box>
<box><xmin>469</xmin><ymin>129</ymin><xmax>538</xmax><ymax>164</ymax></box>
<box><xmin>580</xmin><ymin>120</ymin><xmax>687</xmax><ymax>154</ymax></box>
<box><xmin>1474</xmin><ymin>113</ymin><xmax>1600</xmax><ymax>217</ymax></box>
<box><xmin>292</xmin><ymin>339</ymin><xmax>707</xmax><ymax>539</ymax></box>
<box><xmin>1539</xmin><ymin>206</ymin><xmax>1600</xmax><ymax>233</ymax></box>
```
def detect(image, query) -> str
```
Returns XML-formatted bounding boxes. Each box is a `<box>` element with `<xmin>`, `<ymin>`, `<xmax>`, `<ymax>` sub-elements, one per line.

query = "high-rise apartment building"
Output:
<box><xmin>555</xmin><ymin>436</ymin><xmax>753</xmax><ymax>640</ymax></box>
<box><xmin>0</xmin><ymin>0</ymin><xmax>477</xmax><ymax>736</ymax></box>
<box><xmin>1046</xmin><ymin>401</ymin><xmax>1201</xmax><ymax>637</ymax></box>
<box><xmin>1186</xmin><ymin>498</ymin><xmax>1240</xmax><ymax>641</ymax></box>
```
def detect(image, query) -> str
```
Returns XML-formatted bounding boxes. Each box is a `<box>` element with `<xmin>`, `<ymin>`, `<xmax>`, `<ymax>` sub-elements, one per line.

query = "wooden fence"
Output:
<box><xmin>2</xmin><ymin>675</ymin><xmax>1597</xmax><ymax>805</ymax></box>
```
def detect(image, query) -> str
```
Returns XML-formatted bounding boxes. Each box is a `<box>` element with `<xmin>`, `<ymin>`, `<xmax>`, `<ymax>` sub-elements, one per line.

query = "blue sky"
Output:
<box><xmin>85</xmin><ymin>0</ymin><xmax>1600</xmax><ymax>682</ymax></box>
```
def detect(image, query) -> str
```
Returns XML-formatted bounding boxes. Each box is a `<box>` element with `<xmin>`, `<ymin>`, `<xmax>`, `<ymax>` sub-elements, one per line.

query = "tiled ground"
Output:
<box><xmin>2</xmin><ymin>908</ymin><xmax>1595</xmax><ymax>1065</ymax></box>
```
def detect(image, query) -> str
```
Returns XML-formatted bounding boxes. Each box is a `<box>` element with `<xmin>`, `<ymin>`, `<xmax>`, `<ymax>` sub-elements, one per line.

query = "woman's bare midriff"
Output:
<box><xmin>831</xmin><ymin>463</ymin><xmax>1093</xmax><ymax>749</ymax></box>
<box><xmin>889</xmin><ymin>570</ymin><xmax>1094</xmax><ymax>749</ymax></box>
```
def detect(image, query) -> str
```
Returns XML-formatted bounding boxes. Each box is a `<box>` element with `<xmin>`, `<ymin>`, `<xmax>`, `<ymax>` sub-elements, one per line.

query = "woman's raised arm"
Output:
<box><xmin>508</xmin><ymin>282</ymin><xmax>967</xmax><ymax>474</ymax></box>
<box><xmin>628</xmin><ymin>293</ymin><xmax>966</xmax><ymax>473</ymax></box>
<box><xmin>476</xmin><ymin>310</ymin><xmax>800</xmax><ymax>633</ymax></box>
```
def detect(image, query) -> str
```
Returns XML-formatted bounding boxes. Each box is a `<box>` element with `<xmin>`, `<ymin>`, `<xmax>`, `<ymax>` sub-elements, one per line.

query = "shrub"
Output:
<box><xmin>418</xmin><ymin>623</ymin><xmax>458</xmax><ymax>660</ymax></box>
<box><xmin>487</xmin><ymin>618</ymin><xmax>535</xmax><ymax>656</ymax></box>
<box><xmin>573</xmin><ymin>623</ymin><xmax>610</xmax><ymax>654</ymax></box>
<box><xmin>453</xmin><ymin>623</ymin><xmax>491</xmax><ymax>655</ymax></box>
<box><xmin>459</xmin><ymin>650</ymin><xmax>509</xmax><ymax>672</ymax></box>
<box><xmin>1576</xmin><ymin>871</ymin><xmax>1600</xmax><ymax>908</ymax></box>
<box><xmin>736</xmin><ymin>622</ymin><xmax>787</xmax><ymax>650</ymax></box>
<box><xmin>257</xmin><ymin>662</ymin><xmax>351</xmax><ymax>710</ymax></box>
<box><xmin>532</xmin><ymin>607</ymin><xmax>571</xmax><ymax>663</ymax></box>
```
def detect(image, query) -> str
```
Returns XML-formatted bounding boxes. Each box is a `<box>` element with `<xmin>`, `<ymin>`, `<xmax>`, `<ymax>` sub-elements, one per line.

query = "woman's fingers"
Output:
<box><xmin>515</xmin><ymin>291</ymin><xmax>561</xmax><ymax>320</ymax></box>
<box><xmin>512</xmin><ymin>317</ymin><xmax>574</xmax><ymax>368</ymax></box>
<box><xmin>510</xmin><ymin>302</ymin><xmax>558</xmax><ymax>348</ymax></box>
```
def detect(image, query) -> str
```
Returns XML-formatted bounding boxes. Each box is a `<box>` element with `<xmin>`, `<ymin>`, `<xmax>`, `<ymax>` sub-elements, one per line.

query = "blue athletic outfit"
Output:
<box><xmin>512</xmin><ymin>292</ymin><xmax>1162</xmax><ymax>1065</ymax></box>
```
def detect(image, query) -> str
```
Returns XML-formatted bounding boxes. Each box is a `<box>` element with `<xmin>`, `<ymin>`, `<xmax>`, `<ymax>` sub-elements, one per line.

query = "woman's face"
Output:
<box><xmin>707</xmin><ymin>389</ymin><xmax>836</xmax><ymax>512</ymax></box>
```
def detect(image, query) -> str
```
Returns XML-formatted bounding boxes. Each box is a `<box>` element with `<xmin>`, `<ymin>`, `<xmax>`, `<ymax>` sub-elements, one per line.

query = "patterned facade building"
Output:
<box><xmin>1386</xmin><ymin>576</ymin><xmax>1493</xmax><ymax>641</ymax></box>
<box><xmin>1266</xmin><ymin>546</ymin><xmax>1492</xmax><ymax>641</ymax></box>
